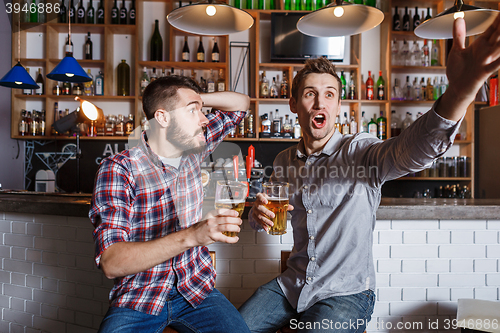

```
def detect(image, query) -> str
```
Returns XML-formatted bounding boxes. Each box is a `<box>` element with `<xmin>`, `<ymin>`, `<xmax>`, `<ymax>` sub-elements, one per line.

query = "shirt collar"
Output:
<box><xmin>296</xmin><ymin>129</ymin><xmax>344</xmax><ymax>159</ymax></box>
<box><xmin>138</xmin><ymin>131</ymin><xmax>164</xmax><ymax>169</ymax></box>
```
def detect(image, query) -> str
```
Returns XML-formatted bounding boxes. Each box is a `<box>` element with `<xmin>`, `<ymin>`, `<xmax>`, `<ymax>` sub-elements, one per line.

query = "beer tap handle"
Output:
<box><xmin>233</xmin><ymin>155</ymin><xmax>238</xmax><ymax>182</ymax></box>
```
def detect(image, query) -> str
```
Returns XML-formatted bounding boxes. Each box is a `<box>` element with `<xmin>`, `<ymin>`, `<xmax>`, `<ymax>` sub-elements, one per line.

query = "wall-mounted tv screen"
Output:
<box><xmin>271</xmin><ymin>12</ymin><xmax>345</xmax><ymax>62</ymax></box>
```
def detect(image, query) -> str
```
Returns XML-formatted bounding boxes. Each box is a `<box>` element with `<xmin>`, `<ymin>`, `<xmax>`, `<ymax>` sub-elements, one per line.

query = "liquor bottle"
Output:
<box><xmin>84</xmin><ymin>69</ymin><xmax>94</xmax><ymax>96</ymax></box>
<box><xmin>150</xmin><ymin>20</ymin><xmax>163</xmax><ymax>61</ymax></box>
<box><xmin>402</xmin><ymin>112</ymin><xmax>413</xmax><ymax>130</ymax></box>
<box><xmin>270</xmin><ymin>77</ymin><xmax>278</xmax><ymax>98</ymax></box>
<box><xmin>401</xmin><ymin>39</ymin><xmax>410</xmax><ymax>66</ymax></box>
<box><xmin>368</xmin><ymin>114</ymin><xmax>377</xmax><ymax>137</ymax></box>
<box><xmin>19</xmin><ymin>110</ymin><xmax>27</xmax><ymax>136</ymax></box>
<box><xmin>211</xmin><ymin>37</ymin><xmax>220</xmax><ymax>62</ymax></box>
<box><xmin>39</xmin><ymin>110</ymin><xmax>46</xmax><ymax>136</ymax></box>
<box><xmin>69</xmin><ymin>0</ymin><xmax>75</xmax><ymax>23</ymax></box>
<box><xmin>35</xmin><ymin>68</ymin><xmax>44</xmax><ymax>95</ymax></box>
<box><xmin>217</xmin><ymin>69</ymin><xmax>225</xmax><ymax>91</ymax></box>
<box><xmin>393</xmin><ymin>6</ymin><xmax>401</xmax><ymax>31</ymax></box>
<box><xmin>391</xmin><ymin>39</ymin><xmax>399</xmax><ymax>66</ymax></box>
<box><xmin>433</xmin><ymin>76</ymin><xmax>439</xmax><ymax>100</ymax></box>
<box><xmin>335</xmin><ymin>115</ymin><xmax>341</xmax><ymax>133</ymax></box>
<box><xmin>30</xmin><ymin>0</ymin><xmax>38</xmax><ymax>22</ymax></box>
<box><xmin>150</xmin><ymin>68</ymin><xmax>157</xmax><ymax>82</ymax></box>
<box><xmin>125</xmin><ymin>114</ymin><xmax>135</xmax><ymax>135</ymax></box>
<box><xmin>115</xmin><ymin>114</ymin><xmax>125</xmax><ymax>136</ymax></box>
<box><xmin>403</xmin><ymin>75</ymin><xmax>412</xmax><ymax>100</ymax></box>
<box><xmin>366</xmin><ymin>70</ymin><xmax>374</xmax><ymax>100</ymax></box>
<box><xmin>410</xmin><ymin>41</ymin><xmax>421</xmax><ymax>66</ymax></box>
<box><xmin>413</xmin><ymin>77</ymin><xmax>421</xmax><ymax>101</ymax></box>
<box><xmin>246</xmin><ymin>114</ymin><xmax>254</xmax><ymax>138</ymax></box>
<box><xmin>237</xmin><ymin>117</ymin><xmax>245</xmax><ymax>138</ymax></box>
<box><xmin>111</xmin><ymin>0</ymin><xmax>119</xmax><ymax>24</ymax></box>
<box><xmin>350</xmin><ymin>111</ymin><xmax>357</xmax><ymax>134</ymax></box>
<box><xmin>420</xmin><ymin>77</ymin><xmax>427</xmax><ymax>100</ymax></box>
<box><xmin>207</xmin><ymin>70</ymin><xmax>215</xmax><ymax>93</ymax></box>
<box><xmin>390</xmin><ymin>110</ymin><xmax>401</xmax><ymax>137</ymax></box>
<box><xmin>77</xmin><ymin>0</ymin><xmax>85</xmax><ymax>23</ymax></box>
<box><xmin>376</xmin><ymin>111</ymin><xmax>387</xmax><ymax>140</ymax></box>
<box><xmin>431</xmin><ymin>40</ymin><xmax>440</xmax><ymax>66</ymax></box>
<box><xmin>86</xmin><ymin>0</ymin><xmax>94</xmax><ymax>23</ymax></box>
<box><xmin>105</xmin><ymin>115</ymin><xmax>116</xmax><ymax>136</ymax></box>
<box><xmin>63</xmin><ymin>81</ymin><xmax>71</xmax><ymax>95</ymax></box>
<box><xmin>59</xmin><ymin>0</ymin><xmax>67</xmax><ymax>23</ymax></box>
<box><xmin>440</xmin><ymin>76</ymin><xmax>447</xmax><ymax>96</ymax></box>
<box><xmin>413</xmin><ymin>7</ymin><xmax>420</xmax><ymax>30</ymax></box>
<box><xmin>65</xmin><ymin>34</ymin><xmax>73</xmax><ymax>57</ymax></box>
<box><xmin>140</xmin><ymin>67</ymin><xmax>149</xmax><ymax>96</ymax></box>
<box><xmin>129</xmin><ymin>0</ymin><xmax>135</xmax><ymax>24</ymax></box>
<box><xmin>293</xmin><ymin>117</ymin><xmax>301</xmax><ymax>139</ymax></box>
<box><xmin>85</xmin><ymin>32</ymin><xmax>93</xmax><ymax>60</ymax></box>
<box><xmin>426</xmin><ymin>77</ymin><xmax>433</xmax><ymax>101</ymax></box>
<box><xmin>181</xmin><ymin>36</ymin><xmax>190</xmax><ymax>62</ymax></box>
<box><xmin>272</xmin><ymin>109</ymin><xmax>281</xmax><ymax>134</ymax></box>
<box><xmin>348</xmin><ymin>71</ymin><xmax>356</xmax><ymax>100</ymax></box>
<box><xmin>360</xmin><ymin>111</ymin><xmax>368</xmax><ymax>133</ymax></box>
<box><xmin>53</xmin><ymin>82</ymin><xmax>61</xmax><ymax>96</ymax></box>
<box><xmin>95</xmin><ymin>71</ymin><xmax>104</xmax><ymax>95</ymax></box>
<box><xmin>197</xmin><ymin>37</ymin><xmax>205</xmax><ymax>62</ymax></box>
<box><xmin>422</xmin><ymin>40</ymin><xmax>430</xmax><ymax>66</ymax></box>
<box><xmin>23</xmin><ymin>68</ymin><xmax>32</xmax><ymax>95</ymax></box>
<box><xmin>341</xmin><ymin>112</ymin><xmax>350</xmax><ymax>135</ymax></box>
<box><xmin>340</xmin><ymin>70</ymin><xmax>346</xmax><ymax>100</ymax></box>
<box><xmin>260</xmin><ymin>71</ymin><xmax>269</xmax><ymax>98</ymax></box>
<box><xmin>280</xmin><ymin>72</ymin><xmax>289</xmax><ymax>98</ymax></box>
<box><xmin>261</xmin><ymin>114</ymin><xmax>271</xmax><ymax>134</ymax></box>
<box><xmin>119</xmin><ymin>0</ymin><xmax>127</xmax><ymax>24</ymax></box>
<box><xmin>402</xmin><ymin>6</ymin><xmax>410</xmax><ymax>31</ymax></box>
<box><xmin>425</xmin><ymin>7</ymin><xmax>432</xmax><ymax>20</ymax></box>
<box><xmin>96</xmin><ymin>0</ymin><xmax>104</xmax><ymax>24</ymax></box>
<box><xmin>376</xmin><ymin>71</ymin><xmax>385</xmax><ymax>100</ymax></box>
<box><xmin>31</xmin><ymin>110</ymin><xmax>39</xmax><ymax>136</ymax></box>
<box><xmin>283</xmin><ymin>114</ymin><xmax>292</xmax><ymax>134</ymax></box>
<box><xmin>117</xmin><ymin>60</ymin><xmax>130</xmax><ymax>96</ymax></box>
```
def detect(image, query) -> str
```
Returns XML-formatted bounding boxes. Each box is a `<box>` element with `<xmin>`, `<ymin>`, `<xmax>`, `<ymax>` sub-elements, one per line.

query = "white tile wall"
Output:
<box><xmin>0</xmin><ymin>212</ymin><xmax>498</xmax><ymax>333</ymax></box>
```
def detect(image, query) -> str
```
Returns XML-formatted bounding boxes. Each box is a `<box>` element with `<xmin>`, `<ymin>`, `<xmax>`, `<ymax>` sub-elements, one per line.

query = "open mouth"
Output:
<box><xmin>312</xmin><ymin>114</ymin><xmax>327</xmax><ymax>128</ymax></box>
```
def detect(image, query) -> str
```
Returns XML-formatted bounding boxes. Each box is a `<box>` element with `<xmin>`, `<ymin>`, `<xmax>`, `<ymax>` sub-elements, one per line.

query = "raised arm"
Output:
<box><xmin>201</xmin><ymin>91</ymin><xmax>250</xmax><ymax>111</ymax></box>
<box><xmin>438</xmin><ymin>15</ymin><xmax>500</xmax><ymax>121</ymax></box>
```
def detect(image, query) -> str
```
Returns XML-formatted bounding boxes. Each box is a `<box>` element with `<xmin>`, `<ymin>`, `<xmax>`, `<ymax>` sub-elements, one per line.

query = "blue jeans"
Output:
<box><xmin>239</xmin><ymin>279</ymin><xmax>375</xmax><ymax>333</ymax></box>
<box><xmin>98</xmin><ymin>286</ymin><xmax>250</xmax><ymax>333</ymax></box>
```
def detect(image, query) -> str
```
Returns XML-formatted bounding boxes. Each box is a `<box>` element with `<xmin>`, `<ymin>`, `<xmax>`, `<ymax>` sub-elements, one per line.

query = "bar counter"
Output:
<box><xmin>1</xmin><ymin>190</ymin><xmax>499</xmax><ymax>220</ymax></box>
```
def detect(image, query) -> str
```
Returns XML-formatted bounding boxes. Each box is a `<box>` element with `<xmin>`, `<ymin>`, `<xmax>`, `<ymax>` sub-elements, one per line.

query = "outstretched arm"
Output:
<box><xmin>201</xmin><ymin>91</ymin><xmax>250</xmax><ymax>111</ymax></box>
<box><xmin>438</xmin><ymin>14</ymin><xmax>500</xmax><ymax>121</ymax></box>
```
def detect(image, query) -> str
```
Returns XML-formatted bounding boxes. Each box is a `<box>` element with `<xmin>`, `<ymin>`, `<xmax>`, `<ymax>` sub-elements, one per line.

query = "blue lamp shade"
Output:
<box><xmin>46</xmin><ymin>56</ymin><xmax>92</xmax><ymax>83</ymax></box>
<box><xmin>0</xmin><ymin>62</ymin><xmax>39</xmax><ymax>89</ymax></box>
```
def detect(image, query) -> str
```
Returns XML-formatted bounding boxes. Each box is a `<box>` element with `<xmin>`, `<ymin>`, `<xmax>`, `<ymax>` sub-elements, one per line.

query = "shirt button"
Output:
<box><xmin>307</xmin><ymin>277</ymin><xmax>312</xmax><ymax>281</ymax></box>
<box><xmin>306</xmin><ymin>161</ymin><xmax>311</xmax><ymax>165</ymax></box>
<box><xmin>303</xmin><ymin>185</ymin><xmax>308</xmax><ymax>190</ymax></box>
<box><xmin>307</xmin><ymin>209</ymin><xmax>312</xmax><ymax>214</ymax></box>
<box><xmin>310</xmin><ymin>235</ymin><xmax>315</xmax><ymax>240</ymax></box>
<box><xmin>310</xmin><ymin>257</ymin><xmax>316</xmax><ymax>261</ymax></box>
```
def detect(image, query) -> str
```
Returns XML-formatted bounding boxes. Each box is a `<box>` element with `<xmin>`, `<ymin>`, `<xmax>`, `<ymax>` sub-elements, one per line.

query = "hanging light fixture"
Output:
<box><xmin>296</xmin><ymin>0</ymin><xmax>384</xmax><ymax>37</ymax></box>
<box><xmin>167</xmin><ymin>0</ymin><xmax>254</xmax><ymax>36</ymax></box>
<box><xmin>0</xmin><ymin>20</ymin><xmax>39</xmax><ymax>89</ymax></box>
<box><xmin>47</xmin><ymin>10</ymin><xmax>91</xmax><ymax>83</ymax></box>
<box><xmin>414</xmin><ymin>0</ymin><xmax>499</xmax><ymax>39</ymax></box>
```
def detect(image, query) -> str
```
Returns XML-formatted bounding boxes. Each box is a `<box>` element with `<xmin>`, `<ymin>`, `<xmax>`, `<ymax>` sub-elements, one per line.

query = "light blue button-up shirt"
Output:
<box><xmin>250</xmin><ymin>105</ymin><xmax>461</xmax><ymax>312</ymax></box>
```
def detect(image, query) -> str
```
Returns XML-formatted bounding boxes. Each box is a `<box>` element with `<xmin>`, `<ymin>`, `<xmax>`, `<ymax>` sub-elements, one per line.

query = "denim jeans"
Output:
<box><xmin>98</xmin><ymin>286</ymin><xmax>250</xmax><ymax>333</ymax></box>
<box><xmin>239</xmin><ymin>279</ymin><xmax>375</xmax><ymax>333</ymax></box>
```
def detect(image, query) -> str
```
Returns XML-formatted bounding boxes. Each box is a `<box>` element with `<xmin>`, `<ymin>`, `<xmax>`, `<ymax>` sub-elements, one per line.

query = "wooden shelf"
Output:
<box><xmin>12</xmin><ymin>135</ymin><xmax>131</xmax><ymax>141</ymax></box>
<box><xmin>259</xmin><ymin>63</ymin><xmax>359</xmax><ymax>70</ymax></box>
<box><xmin>391</xmin><ymin>100</ymin><xmax>436</xmax><ymax>105</ymax></box>
<box><xmin>16</xmin><ymin>94</ymin><xmax>135</xmax><ymax>100</ymax></box>
<box><xmin>138</xmin><ymin>61</ymin><xmax>226</xmax><ymax>70</ymax></box>
<box><xmin>396</xmin><ymin>177</ymin><xmax>472</xmax><ymax>181</ymax></box>
<box><xmin>391</xmin><ymin>65</ymin><xmax>447</xmax><ymax>73</ymax></box>
<box><xmin>19</xmin><ymin>58</ymin><xmax>46</xmax><ymax>66</ymax></box>
<box><xmin>48</xmin><ymin>23</ymin><xmax>106</xmax><ymax>34</ymax></box>
<box><xmin>48</xmin><ymin>59</ymin><xmax>105</xmax><ymax>66</ymax></box>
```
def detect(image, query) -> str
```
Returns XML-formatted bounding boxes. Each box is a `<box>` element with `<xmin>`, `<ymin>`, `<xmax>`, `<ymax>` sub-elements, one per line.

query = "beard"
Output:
<box><xmin>166</xmin><ymin>114</ymin><xmax>206</xmax><ymax>155</ymax></box>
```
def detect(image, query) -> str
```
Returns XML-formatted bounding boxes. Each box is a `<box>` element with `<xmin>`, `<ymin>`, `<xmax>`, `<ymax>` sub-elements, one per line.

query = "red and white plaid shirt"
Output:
<box><xmin>89</xmin><ymin>110</ymin><xmax>245</xmax><ymax>315</ymax></box>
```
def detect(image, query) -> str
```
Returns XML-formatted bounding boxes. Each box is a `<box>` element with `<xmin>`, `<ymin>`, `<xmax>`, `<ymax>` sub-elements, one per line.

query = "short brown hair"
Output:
<box><xmin>142</xmin><ymin>75</ymin><xmax>202</xmax><ymax>120</ymax></box>
<box><xmin>291</xmin><ymin>58</ymin><xmax>342</xmax><ymax>100</ymax></box>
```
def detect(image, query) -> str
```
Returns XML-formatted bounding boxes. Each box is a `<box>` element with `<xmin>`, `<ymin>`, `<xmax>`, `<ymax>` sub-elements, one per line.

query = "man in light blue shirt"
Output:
<box><xmin>240</xmin><ymin>16</ymin><xmax>500</xmax><ymax>333</ymax></box>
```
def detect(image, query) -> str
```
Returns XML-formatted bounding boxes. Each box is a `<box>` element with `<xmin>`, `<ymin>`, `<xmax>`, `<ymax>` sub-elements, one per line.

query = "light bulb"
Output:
<box><xmin>206</xmin><ymin>5</ymin><xmax>216</xmax><ymax>16</ymax></box>
<box><xmin>454</xmin><ymin>11</ymin><xmax>464</xmax><ymax>19</ymax></box>
<box><xmin>15</xmin><ymin>81</ymin><xmax>22</xmax><ymax>85</ymax></box>
<box><xmin>65</xmin><ymin>73</ymin><xmax>75</xmax><ymax>77</ymax></box>
<box><xmin>334</xmin><ymin>6</ymin><xmax>344</xmax><ymax>18</ymax></box>
<box><xmin>81</xmin><ymin>101</ymin><xmax>98</xmax><ymax>121</ymax></box>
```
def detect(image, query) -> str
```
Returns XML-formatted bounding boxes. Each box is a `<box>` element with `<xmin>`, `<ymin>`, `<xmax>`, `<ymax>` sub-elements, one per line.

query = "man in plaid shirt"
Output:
<box><xmin>90</xmin><ymin>75</ymin><xmax>251</xmax><ymax>333</ymax></box>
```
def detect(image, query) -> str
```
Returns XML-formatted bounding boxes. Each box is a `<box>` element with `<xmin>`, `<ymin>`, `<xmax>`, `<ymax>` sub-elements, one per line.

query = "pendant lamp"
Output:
<box><xmin>167</xmin><ymin>0</ymin><xmax>254</xmax><ymax>36</ymax></box>
<box><xmin>0</xmin><ymin>20</ymin><xmax>39</xmax><ymax>89</ymax></box>
<box><xmin>414</xmin><ymin>0</ymin><xmax>500</xmax><ymax>39</ymax></box>
<box><xmin>296</xmin><ymin>0</ymin><xmax>384</xmax><ymax>37</ymax></box>
<box><xmin>47</xmin><ymin>11</ymin><xmax>91</xmax><ymax>83</ymax></box>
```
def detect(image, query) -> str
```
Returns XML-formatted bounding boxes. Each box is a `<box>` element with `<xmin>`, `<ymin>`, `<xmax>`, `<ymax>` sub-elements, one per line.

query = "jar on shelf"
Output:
<box><xmin>115</xmin><ymin>114</ymin><xmax>125</xmax><ymax>136</ymax></box>
<box><xmin>105</xmin><ymin>115</ymin><xmax>116</xmax><ymax>136</ymax></box>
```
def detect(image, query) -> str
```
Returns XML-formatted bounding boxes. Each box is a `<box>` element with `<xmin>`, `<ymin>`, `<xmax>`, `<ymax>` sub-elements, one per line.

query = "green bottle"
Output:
<box><xmin>305</xmin><ymin>0</ymin><xmax>312</xmax><ymax>10</ymax></box>
<box><xmin>340</xmin><ymin>70</ymin><xmax>346</xmax><ymax>100</ymax></box>
<box><xmin>376</xmin><ymin>70</ymin><xmax>385</xmax><ymax>100</ymax></box>
<box><xmin>368</xmin><ymin>113</ymin><xmax>377</xmax><ymax>137</ymax></box>
<box><xmin>365</xmin><ymin>0</ymin><xmax>376</xmax><ymax>7</ymax></box>
<box><xmin>150</xmin><ymin>19</ymin><xmax>163</xmax><ymax>61</ymax></box>
<box><xmin>30</xmin><ymin>0</ymin><xmax>38</xmax><ymax>22</ymax></box>
<box><xmin>117</xmin><ymin>59</ymin><xmax>130</xmax><ymax>96</ymax></box>
<box><xmin>234</xmin><ymin>0</ymin><xmax>240</xmax><ymax>8</ymax></box>
<box><xmin>284</xmin><ymin>0</ymin><xmax>291</xmax><ymax>10</ymax></box>
<box><xmin>246</xmin><ymin>0</ymin><xmax>253</xmax><ymax>9</ymax></box>
<box><xmin>376</xmin><ymin>111</ymin><xmax>387</xmax><ymax>140</ymax></box>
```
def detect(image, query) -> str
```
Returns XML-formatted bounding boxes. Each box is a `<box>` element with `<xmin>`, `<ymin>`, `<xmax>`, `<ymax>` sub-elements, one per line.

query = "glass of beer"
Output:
<box><xmin>215</xmin><ymin>180</ymin><xmax>247</xmax><ymax>237</ymax></box>
<box><xmin>262</xmin><ymin>182</ymin><xmax>289</xmax><ymax>235</ymax></box>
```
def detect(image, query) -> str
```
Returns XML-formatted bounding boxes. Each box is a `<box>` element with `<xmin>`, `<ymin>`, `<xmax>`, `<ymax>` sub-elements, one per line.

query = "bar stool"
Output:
<box><xmin>162</xmin><ymin>251</ymin><xmax>216</xmax><ymax>333</ymax></box>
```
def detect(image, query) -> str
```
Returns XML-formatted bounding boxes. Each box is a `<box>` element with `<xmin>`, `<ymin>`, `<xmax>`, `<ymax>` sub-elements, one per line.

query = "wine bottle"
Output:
<box><xmin>86</xmin><ymin>0</ymin><xmax>95</xmax><ymax>23</ymax></box>
<box><xmin>30</xmin><ymin>0</ymin><xmax>38</xmax><ymax>23</ymax></box>
<box><xmin>111</xmin><ymin>0</ymin><xmax>119</xmax><ymax>24</ymax></box>
<box><xmin>77</xmin><ymin>0</ymin><xmax>85</xmax><ymax>23</ymax></box>
<box><xmin>150</xmin><ymin>19</ymin><xmax>163</xmax><ymax>61</ymax></box>
<box><xmin>69</xmin><ymin>0</ymin><xmax>75</xmax><ymax>23</ymax></box>
<box><xmin>119</xmin><ymin>0</ymin><xmax>127</xmax><ymax>24</ymax></box>
<box><xmin>425</xmin><ymin>7</ymin><xmax>432</xmax><ymax>20</ymax></box>
<box><xmin>35</xmin><ymin>68</ymin><xmax>44</xmax><ymax>95</ymax></box>
<box><xmin>412</xmin><ymin>6</ymin><xmax>420</xmax><ymax>30</ymax></box>
<box><xmin>340</xmin><ymin>70</ymin><xmax>346</xmax><ymax>100</ymax></box>
<box><xmin>129</xmin><ymin>0</ymin><xmax>135</xmax><ymax>24</ymax></box>
<box><xmin>95</xmin><ymin>71</ymin><xmax>104</xmax><ymax>95</ymax></box>
<box><xmin>366</xmin><ymin>70</ymin><xmax>374</xmax><ymax>100</ymax></box>
<box><xmin>376</xmin><ymin>71</ymin><xmax>385</xmax><ymax>100</ymax></box>
<box><xmin>59</xmin><ymin>0</ymin><xmax>67</xmax><ymax>23</ymax></box>
<box><xmin>376</xmin><ymin>111</ymin><xmax>387</xmax><ymax>140</ymax></box>
<box><xmin>197</xmin><ymin>37</ymin><xmax>205</xmax><ymax>62</ymax></box>
<box><xmin>85</xmin><ymin>32</ymin><xmax>93</xmax><ymax>60</ymax></box>
<box><xmin>117</xmin><ymin>59</ymin><xmax>130</xmax><ymax>96</ymax></box>
<box><xmin>65</xmin><ymin>34</ymin><xmax>73</xmax><ymax>57</ymax></box>
<box><xmin>392</xmin><ymin>6</ymin><xmax>400</xmax><ymax>31</ymax></box>
<box><xmin>182</xmin><ymin>36</ymin><xmax>189</xmax><ymax>62</ymax></box>
<box><xmin>96</xmin><ymin>0</ymin><xmax>104</xmax><ymax>24</ymax></box>
<box><xmin>211</xmin><ymin>37</ymin><xmax>219</xmax><ymax>63</ymax></box>
<box><xmin>217</xmin><ymin>69</ymin><xmax>225</xmax><ymax>92</ymax></box>
<box><xmin>402</xmin><ymin>6</ymin><xmax>410</xmax><ymax>31</ymax></box>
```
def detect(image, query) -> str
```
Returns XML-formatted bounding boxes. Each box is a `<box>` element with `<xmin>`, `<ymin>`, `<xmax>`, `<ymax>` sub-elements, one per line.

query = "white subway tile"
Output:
<box><xmin>93</xmin><ymin>286</ymin><xmax>111</xmax><ymax>303</ymax></box>
<box><xmin>66</xmin><ymin>269</ymin><xmax>102</xmax><ymax>286</ymax></box>
<box><xmin>41</xmin><ymin>252</ymin><xmax>59</xmax><ymax>266</ymax></box>
<box><xmin>33</xmin><ymin>290</ymin><xmax>66</xmax><ymax>307</ymax></box>
<box><xmin>242</xmin><ymin>273</ymin><xmax>279</xmax><ymax>288</ymax></box>
<box><xmin>280</xmin><ymin>230</ymin><xmax>294</xmax><ymax>244</ymax></box>
<box><xmin>59</xmin><ymin>281</ymin><xmax>76</xmax><ymax>296</ymax></box>
<box><xmin>392</xmin><ymin>220</ymin><xmax>438</xmax><ymax>230</ymax></box>
<box><xmin>42</xmin><ymin>278</ymin><xmax>58</xmax><ymax>292</ymax></box>
<box><xmin>255</xmin><ymin>260</ymin><xmax>280</xmax><ymax>273</ymax></box>
<box><xmin>42</xmin><ymin>225</ymin><xmax>76</xmax><ymax>240</ymax></box>
<box><xmin>372</xmin><ymin>301</ymin><xmax>390</xmax><ymax>316</ymax></box>
<box><xmin>475</xmin><ymin>231</ymin><xmax>498</xmax><ymax>244</ymax></box>
<box><xmin>12</xmin><ymin>247</ymin><xmax>26</xmax><ymax>260</ymax></box>
<box><xmin>11</xmin><ymin>297</ymin><xmax>24</xmax><ymax>312</ymax></box>
<box><xmin>451</xmin><ymin>231</ymin><xmax>474</xmax><ymax>244</ymax></box>
<box><xmin>0</xmin><ymin>271</ymin><xmax>10</xmax><ymax>284</ymax></box>
<box><xmin>0</xmin><ymin>295</ymin><xmax>9</xmax><ymax>309</ymax></box>
<box><xmin>12</xmin><ymin>222</ymin><xmax>26</xmax><ymax>234</ymax></box>
<box><xmin>66</xmin><ymin>241</ymin><xmax>94</xmax><ymax>256</ymax></box>
<box><xmin>5</xmin><ymin>234</ymin><xmax>34</xmax><ymax>248</ymax></box>
<box><xmin>33</xmin><ymin>316</ymin><xmax>66</xmax><ymax>332</ymax></box>
<box><xmin>242</xmin><ymin>245</ymin><xmax>291</xmax><ymax>259</ymax></box>
<box><xmin>58</xmin><ymin>254</ymin><xmax>76</xmax><ymax>268</ymax></box>
<box><xmin>215</xmin><ymin>259</ymin><xmax>229</xmax><ymax>274</ymax></box>
<box><xmin>474</xmin><ymin>287</ymin><xmax>499</xmax><ymax>300</ymax></box>
<box><xmin>427</xmin><ymin>231</ymin><xmax>451</xmax><ymax>244</ymax></box>
<box><xmin>26</xmin><ymin>275</ymin><xmax>41</xmax><ymax>289</ymax></box>
<box><xmin>66</xmin><ymin>216</ymin><xmax>91</xmax><ymax>227</ymax></box>
<box><xmin>11</xmin><ymin>272</ymin><xmax>25</xmax><ymax>286</ymax></box>
<box><xmin>376</xmin><ymin>273</ymin><xmax>390</xmax><ymax>287</ymax></box>
<box><xmin>450</xmin><ymin>288</ymin><xmax>474</xmax><ymax>301</ymax></box>
<box><xmin>256</xmin><ymin>230</ymin><xmax>281</xmax><ymax>244</ymax></box>
<box><xmin>377</xmin><ymin>259</ymin><xmax>401</xmax><ymax>273</ymax></box>
<box><xmin>75</xmin><ymin>311</ymin><xmax>93</xmax><ymax>327</ymax></box>
<box><xmin>486</xmin><ymin>273</ymin><xmax>500</xmax><ymax>286</ymax></box>
<box><xmin>375</xmin><ymin>220</ymin><xmax>391</xmax><ymax>230</ymax></box>
<box><xmin>26</xmin><ymin>223</ymin><xmax>41</xmax><ymax>236</ymax></box>
<box><xmin>207</xmin><ymin>244</ymin><xmax>243</xmax><ymax>259</ymax></box>
<box><xmin>390</xmin><ymin>301</ymin><xmax>437</xmax><ymax>316</ymax></box>
<box><xmin>427</xmin><ymin>259</ymin><xmax>450</xmax><ymax>273</ymax></box>
<box><xmin>3</xmin><ymin>309</ymin><xmax>34</xmax><ymax>327</ymax></box>
<box><xmin>474</xmin><ymin>259</ymin><xmax>497</xmax><ymax>273</ymax></box>
<box><xmin>5</xmin><ymin>259</ymin><xmax>33</xmax><ymax>275</ymax></box>
<box><xmin>34</xmin><ymin>237</ymin><xmax>66</xmax><ymax>252</ymax></box>
<box><xmin>26</xmin><ymin>301</ymin><xmax>41</xmax><ymax>316</ymax></box>
<box><xmin>403</xmin><ymin>231</ymin><xmax>426</xmax><ymax>244</ymax></box>
<box><xmin>34</xmin><ymin>215</ymin><xmax>67</xmax><ymax>225</ymax></box>
<box><xmin>236</xmin><ymin>230</ymin><xmax>256</xmax><ymax>244</ymax></box>
<box><xmin>229</xmin><ymin>288</ymin><xmax>255</xmax><ymax>304</ymax></box>
<box><xmin>391</xmin><ymin>274</ymin><xmax>437</xmax><ymax>288</ymax></box>
<box><xmin>402</xmin><ymin>260</ymin><xmax>426</xmax><ymax>273</ymax></box>
<box><xmin>391</xmin><ymin>245</ymin><xmax>438</xmax><ymax>259</ymax></box>
<box><xmin>5</xmin><ymin>284</ymin><xmax>33</xmax><ymax>300</ymax></box>
<box><xmin>5</xmin><ymin>213</ymin><xmax>34</xmax><ymax>222</ymax></box>
<box><xmin>427</xmin><ymin>288</ymin><xmax>450</xmax><ymax>301</ymax></box>
<box><xmin>41</xmin><ymin>304</ymin><xmax>58</xmax><ymax>320</ymax></box>
<box><xmin>437</xmin><ymin>301</ymin><xmax>457</xmax><ymax>315</ymax></box>
<box><xmin>377</xmin><ymin>287</ymin><xmax>402</xmax><ymax>301</ymax></box>
<box><xmin>487</xmin><ymin>220</ymin><xmax>500</xmax><ymax>230</ymax></box>
<box><xmin>33</xmin><ymin>264</ymin><xmax>66</xmax><ymax>280</ymax></box>
<box><xmin>230</xmin><ymin>260</ymin><xmax>255</xmax><ymax>274</ymax></box>
<box><xmin>439</xmin><ymin>245</ymin><xmax>485</xmax><ymax>258</ymax></box>
<box><xmin>58</xmin><ymin>308</ymin><xmax>75</xmax><ymax>324</ymax></box>
<box><xmin>450</xmin><ymin>259</ymin><xmax>474</xmax><ymax>273</ymax></box>
<box><xmin>0</xmin><ymin>245</ymin><xmax>10</xmax><ymax>258</ymax></box>
<box><xmin>215</xmin><ymin>274</ymin><xmax>242</xmax><ymax>288</ymax></box>
<box><xmin>487</xmin><ymin>245</ymin><xmax>500</xmax><ymax>258</ymax></box>
<box><xmin>373</xmin><ymin>231</ymin><xmax>379</xmax><ymax>244</ymax></box>
<box><xmin>379</xmin><ymin>230</ymin><xmax>402</xmax><ymax>244</ymax></box>
<box><xmin>402</xmin><ymin>288</ymin><xmax>426</xmax><ymax>301</ymax></box>
<box><xmin>66</xmin><ymin>296</ymin><xmax>103</xmax><ymax>315</ymax></box>
<box><xmin>216</xmin><ymin>287</ymin><xmax>230</xmax><ymax>300</ymax></box>
<box><xmin>373</xmin><ymin>244</ymin><xmax>390</xmax><ymax>259</ymax></box>
<box><xmin>440</xmin><ymin>220</ymin><xmax>486</xmax><ymax>230</ymax></box>
<box><xmin>439</xmin><ymin>274</ymin><xmax>485</xmax><ymax>287</ymax></box>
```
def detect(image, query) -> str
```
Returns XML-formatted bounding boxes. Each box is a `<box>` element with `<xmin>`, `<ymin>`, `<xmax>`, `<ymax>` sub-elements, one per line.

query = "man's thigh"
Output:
<box><xmin>239</xmin><ymin>278</ymin><xmax>298</xmax><ymax>333</ymax></box>
<box><xmin>296</xmin><ymin>290</ymin><xmax>375</xmax><ymax>333</ymax></box>
<box><xmin>98</xmin><ymin>306</ymin><xmax>166</xmax><ymax>333</ymax></box>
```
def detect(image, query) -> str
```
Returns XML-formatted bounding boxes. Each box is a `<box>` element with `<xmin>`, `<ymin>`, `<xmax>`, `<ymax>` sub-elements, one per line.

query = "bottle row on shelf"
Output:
<box><xmin>392</xmin><ymin>75</ymin><xmax>448</xmax><ymax>102</ymax></box>
<box><xmin>229</xmin><ymin>0</ymin><xmax>376</xmax><ymax>11</ymax></box>
<box><xmin>58</xmin><ymin>0</ymin><xmax>135</xmax><ymax>25</ymax></box>
<box><xmin>409</xmin><ymin>156</ymin><xmax>471</xmax><ymax>178</ymax></box>
<box><xmin>392</xmin><ymin>6</ymin><xmax>432</xmax><ymax>32</ymax></box>
<box><xmin>391</xmin><ymin>39</ymin><xmax>441</xmax><ymax>67</ymax></box>
<box><xmin>259</xmin><ymin>71</ymin><xmax>289</xmax><ymax>99</ymax></box>
<box><xmin>51</xmin><ymin>69</ymin><xmax>104</xmax><ymax>96</ymax></box>
<box><xmin>410</xmin><ymin>184</ymin><xmax>471</xmax><ymax>199</ymax></box>
<box><xmin>259</xmin><ymin>110</ymin><xmax>301</xmax><ymax>139</ymax></box>
<box><xmin>18</xmin><ymin>109</ymin><xmax>46</xmax><ymax>137</ymax></box>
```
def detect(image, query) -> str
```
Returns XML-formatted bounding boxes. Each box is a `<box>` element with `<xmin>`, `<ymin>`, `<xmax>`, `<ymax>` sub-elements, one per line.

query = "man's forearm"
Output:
<box><xmin>201</xmin><ymin>91</ymin><xmax>250</xmax><ymax>111</ymax></box>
